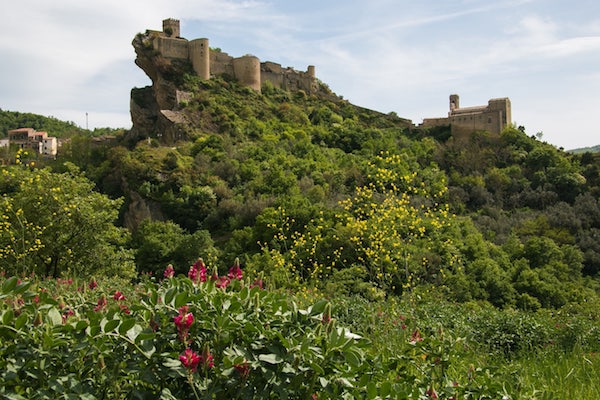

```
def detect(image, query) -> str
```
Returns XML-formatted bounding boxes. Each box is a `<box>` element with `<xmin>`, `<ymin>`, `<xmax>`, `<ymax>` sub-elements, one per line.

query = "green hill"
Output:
<box><xmin>0</xmin><ymin>109</ymin><xmax>125</xmax><ymax>138</ymax></box>
<box><xmin>41</xmin><ymin>67</ymin><xmax>598</xmax><ymax>310</ymax></box>
<box><xmin>569</xmin><ymin>144</ymin><xmax>600</xmax><ymax>154</ymax></box>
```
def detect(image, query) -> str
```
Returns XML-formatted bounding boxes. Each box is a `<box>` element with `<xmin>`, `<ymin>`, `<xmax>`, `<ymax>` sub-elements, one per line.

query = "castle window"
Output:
<box><xmin>487</xmin><ymin>117</ymin><xmax>492</xmax><ymax>123</ymax></box>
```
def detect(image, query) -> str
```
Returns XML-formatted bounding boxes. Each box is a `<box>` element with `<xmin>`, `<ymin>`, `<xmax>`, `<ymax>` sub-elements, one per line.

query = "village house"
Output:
<box><xmin>7</xmin><ymin>128</ymin><xmax>58</xmax><ymax>157</ymax></box>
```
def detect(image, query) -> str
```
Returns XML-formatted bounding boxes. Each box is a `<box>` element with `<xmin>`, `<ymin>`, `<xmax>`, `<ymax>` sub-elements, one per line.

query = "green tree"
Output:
<box><xmin>0</xmin><ymin>162</ymin><xmax>134</xmax><ymax>278</ymax></box>
<box><xmin>132</xmin><ymin>219</ymin><xmax>217</xmax><ymax>275</ymax></box>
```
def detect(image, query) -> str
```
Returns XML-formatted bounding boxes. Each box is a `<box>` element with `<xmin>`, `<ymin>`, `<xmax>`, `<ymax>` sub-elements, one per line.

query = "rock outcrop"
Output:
<box><xmin>129</xmin><ymin>32</ymin><xmax>192</xmax><ymax>144</ymax></box>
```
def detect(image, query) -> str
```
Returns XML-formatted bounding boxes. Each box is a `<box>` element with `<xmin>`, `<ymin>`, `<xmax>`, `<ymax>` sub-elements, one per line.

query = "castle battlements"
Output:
<box><xmin>143</xmin><ymin>18</ymin><xmax>317</xmax><ymax>94</ymax></box>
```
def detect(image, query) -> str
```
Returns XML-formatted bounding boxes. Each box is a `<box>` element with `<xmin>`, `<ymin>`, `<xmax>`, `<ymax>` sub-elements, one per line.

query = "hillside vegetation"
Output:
<box><xmin>0</xmin><ymin>109</ymin><xmax>124</xmax><ymax>138</ymax></box>
<box><xmin>2</xmin><ymin>73</ymin><xmax>600</xmax><ymax>398</ymax></box>
<box><xmin>5</xmin><ymin>73</ymin><xmax>598</xmax><ymax>310</ymax></box>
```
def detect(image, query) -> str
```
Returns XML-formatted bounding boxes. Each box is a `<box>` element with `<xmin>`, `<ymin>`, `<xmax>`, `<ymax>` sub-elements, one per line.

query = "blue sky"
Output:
<box><xmin>1</xmin><ymin>0</ymin><xmax>599</xmax><ymax>149</ymax></box>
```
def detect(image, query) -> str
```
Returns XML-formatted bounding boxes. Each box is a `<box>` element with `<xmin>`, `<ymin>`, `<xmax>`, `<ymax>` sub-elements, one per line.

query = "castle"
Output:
<box><xmin>144</xmin><ymin>18</ymin><xmax>317</xmax><ymax>94</ymax></box>
<box><xmin>421</xmin><ymin>94</ymin><xmax>512</xmax><ymax>136</ymax></box>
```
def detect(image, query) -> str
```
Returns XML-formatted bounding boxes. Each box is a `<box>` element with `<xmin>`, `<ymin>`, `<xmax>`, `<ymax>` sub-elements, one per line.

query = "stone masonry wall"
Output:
<box><xmin>150</xmin><ymin>19</ymin><xmax>316</xmax><ymax>93</ymax></box>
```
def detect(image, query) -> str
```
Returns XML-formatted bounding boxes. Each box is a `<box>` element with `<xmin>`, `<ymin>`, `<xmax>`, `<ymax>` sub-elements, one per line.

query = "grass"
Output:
<box><xmin>330</xmin><ymin>293</ymin><xmax>600</xmax><ymax>399</ymax></box>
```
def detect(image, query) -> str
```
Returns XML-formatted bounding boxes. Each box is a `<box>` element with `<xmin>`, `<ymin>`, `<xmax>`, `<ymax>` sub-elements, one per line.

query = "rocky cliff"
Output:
<box><xmin>129</xmin><ymin>32</ymin><xmax>193</xmax><ymax>143</ymax></box>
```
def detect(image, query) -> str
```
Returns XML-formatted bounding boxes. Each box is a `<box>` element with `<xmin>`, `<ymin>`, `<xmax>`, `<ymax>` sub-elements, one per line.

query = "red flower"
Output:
<box><xmin>163</xmin><ymin>264</ymin><xmax>175</xmax><ymax>278</ymax></box>
<box><xmin>234</xmin><ymin>361</ymin><xmax>250</xmax><ymax>379</ymax></box>
<box><xmin>174</xmin><ymin>306</ymin><xmax>194</xmax><ymax>343</ymax></box>
<box><xmin>113</xmin><ymin>291</ymin><xmax>126</xmax><ymax>301</ymax></box>
<box><xmin>409</xmin><ymin>328</ymin><xmax>423</xmax><ymax>344</ymax></box>
<box><xmin>94</xmin><ymin>295</ymin><xmax>107</xmax><ymax>312</ymax></box>
<box><xmin>228</xmin><ymin>258</ymin><xmax>243</xmax><ymax>280</ymax></box>
<box><xmin>250</xmin><ymin>279</ymin><xmax>263</xmax><ymax>289</ymax></box>
<box><xmin>88</xmin><ymin>279</ymin><xmax>98</xmax><ymax>290</ymax></box>
<box><xmin>200</xmin><ymin>344</ymin><xmax>214</xmax><ymax>369</ymax></box>
<box><xmin>179</xmin><ymin>348</ymin><xmax>201</xmax><ymax>372</ymax></box>
<box><xmin>426</xmin><ymin>387</ymin><xmax>438</xmax><ymax>399</ymax></box>
<box><xmin>215</xmin><ymin>275</ymin><xmax>231</xmax><ymax>289</ymax></box>
<box><xmin>62</xmin><ymin>309</ymin><xmax>75</xmax><ymax>324</ymax></box>
<box><xmin>188</xmin><ymin>259</ymin><xmax>207</xmax><ymax>284</ymax></box>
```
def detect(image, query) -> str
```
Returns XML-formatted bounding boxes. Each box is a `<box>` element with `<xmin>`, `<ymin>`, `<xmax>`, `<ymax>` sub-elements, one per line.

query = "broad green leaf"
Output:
<box><xmin>47</xmin><ymin>307</ymin><xmax>62</xmax><ymax>326</ymax></box>
<box><xmin>135</xmin><ymin>330</ymin><xmax>156</xmax><ymax>343</ymax></box>
<box><xmin>2</xmin><ymin>308</ymin><xmax>14</xmax><ymax>325</ymax></box>
<box><xmin>103</xmin><ymin>319</ymin><xmax>120</xmax><ymax>333</ymax></box>
<box><xmin>380</xmin><ymin>381</ymin><xmax>392</xmax><ymax>397</ymax></box>
<box><xmin>164</xmin><ymin>288</ymin><xmax>176</xmax><ymax>305</ymax></box>
<box><xmin>119</xmin><ymin>318</ymin><xmax>136</xmax><ymax>335</ymax></box>
<box><xmin>311</xmin><ymin>362</ymin><xmax>325</xmax><ymax>374</ymax></box>
<box><xmin>14</xmin><ymin>313</ymin><xmax>28</xmax><ymax>330</ymax></box>
<box><xmin>258</xmin><ymin>353</ymin><xmax>283</xmax><ymax>364</ymax></box>
<box><xmin>127</xmin><ymin>324</ymin><xmax>144</xmax><ymax>342</ymax></box>
<box><xmin>2</xmin><ymin>276</ymin><xmax>18</xmax><ymax>294</ymax></box>
<box><xmin>309</xmin><ymin>299</ymin><xmax>328</xmax><ymax>316</ymax></box>
<box><xmin>174</xmin><ymin>292</ymin><xmax>188</xmax><ymax>309</ymax></box>
<box><xmin>366</xmin><ymin>381</ymin><xmax>377</xmax><ymax>400</ymax></box>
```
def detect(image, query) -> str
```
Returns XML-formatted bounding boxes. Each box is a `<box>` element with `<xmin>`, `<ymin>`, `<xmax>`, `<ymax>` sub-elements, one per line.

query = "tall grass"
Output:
<box><xmin>331</xmin><ymin>294</ymin><xmax>600</xmax><ymax>399</ymax></box>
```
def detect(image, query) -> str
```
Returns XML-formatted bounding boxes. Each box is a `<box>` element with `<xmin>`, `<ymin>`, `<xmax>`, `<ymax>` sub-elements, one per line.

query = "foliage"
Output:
<box><xmin>0</xmin><ymin>109</ymin><xmax>120</xmax><ymax>139</ymax></box>
<box><xmin>0</xmin><ymin>160</ymin><xmax>134</xmax><ymax>278</ymax></box>
<box><xmin>132</xmin><ymin>220</ymin><xmax>218</xmax><ymax>275</ymax></box>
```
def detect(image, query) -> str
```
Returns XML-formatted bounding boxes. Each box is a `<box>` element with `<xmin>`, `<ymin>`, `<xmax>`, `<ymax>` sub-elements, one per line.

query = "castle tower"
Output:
<box><xmin>488</xmin><ymin>98</ymin><xmax>512</xmax><ymax>128</ymax></box>
<box><xmin>233</xmin><ymin>55</ymin><xmax>261</xmax><ymax>92</ymax></box>
<box><xmin>307</xmin><ymin>65</ymin><xmax>315</xmax><ymax>78</ymax></box>
<box><xmin>162</xmin><ymin>18</ymin><xmax>180</xmax><ymax>38</ymax></box>
<box><xmin>450</xmin><ymin>94</ymin><xmax>460</xmax><ymax>112</ymax></box>
<box><xmin>189</xmin><ymin>38</ymin><xmax>210</xmax><ymax>80</ymax></box>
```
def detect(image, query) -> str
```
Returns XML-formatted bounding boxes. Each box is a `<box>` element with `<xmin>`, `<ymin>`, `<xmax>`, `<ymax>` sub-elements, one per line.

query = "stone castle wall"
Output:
<box><xmin>147</xmin><ymin>19</ymin><xmax>316</xmax><ymax>94</ymax></box>
<box><xmin>422</xmin><ymin>95</ymin><xmax>511</xmax><ymax>136</ymax></box>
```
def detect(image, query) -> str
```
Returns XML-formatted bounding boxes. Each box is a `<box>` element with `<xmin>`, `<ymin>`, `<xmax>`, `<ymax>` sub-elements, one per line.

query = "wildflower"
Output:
<box><xmin>234</xmin><ymin>361</ymin><xmax>250</xmax><ymax>379</ymax></box>
<box><xmin>188</xmin><ymin>258</ymin><xmax>207</xmax><ymax>284</ymax></box>
<box><xmin>321</xmin><ymin>303</ymin><xmax>332</xmax><ymax>324</ymax></box>
<box><xmin>88</xmin><ymin>279</ymin><xmax>98</xmax><ymax>290</ymax></box>
<box><xmin>179</xmin><ymin>348</ymin><xmax>201</xmax><ymax>372</ymax></box>
<box><xmin>164</xmin><ymin>264</ymin><xmax>175</xmax><ymax>278</ymax></box>
<box><xmin>409</xmin><ymin>328</ymin><xmax>423</xmax><ymax>344</ymax></box>
<box><xmin>62</xmin><ymin>309</ymin><xmax>75</xmax><ymax>324</ymax></box>
<box><xmin>215</xmin><ymin>275</ymin><xmax>230</xmax><ymax>289</ymax></box>
<box><xmin>426</xmin><ymin>387</ymin><xmax>438</xmax><ymax>399</ymax></box>
<box><xmin>199</xmin><ymin>344</ymin><xmax>214</xmax><ymax>370</ymax></box>
<box><xmin>174</xmin><ymin>306</ymin><xmax>194</xmax><ymax>344</ymax></box>
<box><xmin>250</xmin><ymin>278</ymin><xmax>263</xmax><ymax>289</ymax></box>
<box><xmin>228</xmin><ymin>258</ymin><xmax>243</xmax><ymax>280</ymax></box>
<box><xmin>113</xmin><ymin>291</ymin><xmax>126</xmax><ymax>301</ymax></box>
<box><xmin>94</xmin><ymin>295</ymin><xmax>107</xmax><ymax>312</ymax></box>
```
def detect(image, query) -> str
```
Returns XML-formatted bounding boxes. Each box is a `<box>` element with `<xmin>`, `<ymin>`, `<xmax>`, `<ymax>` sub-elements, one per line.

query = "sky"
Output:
<box><xmin>1</xmin><ymin>0</ymin><xmax>599</xmax><ymax>150</ymax></box>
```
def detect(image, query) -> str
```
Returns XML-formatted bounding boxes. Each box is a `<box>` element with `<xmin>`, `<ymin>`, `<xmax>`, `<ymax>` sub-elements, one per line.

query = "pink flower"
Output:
<box><xmin>200</xmin><ymin>344</ymin><xmax>214</xmax><ymax>369</ymax></box>
<box><xmin>215</xmin><ymin>276</ymin><xmax>230</xmax><ymax>289</ymax></box>
<box><xmin>88</xmin><ymin>279</ymin><xmax>98</xmax><ymax>290</ymax></box>
<box><xmin>94</xmin><ymin>295</ymin><xmax>107</xmax><ymax>312</ymax></box>
<box><xmin>62</xmin><ymin>309</ymin><xmax>75</xmax><ymax>324</ymax></box>
<box><xmin>179</xmin><ymin>348</ymin><xmax>201</xmax><ymax>372</ymax></box>
<box><xmin>228</xmin><ymin>258</ymin><xmax>243</xmax><ymax>280</ymax></box>
<box><xmin>234</xmin><ymin>361</ymin><xmax>250</xmax><ymax>379</ymax></box>
<box><xmin>250</xmin><ymin>279</ymin><xmax>263</xmax><ymax>289</ymax></box>
<box><xmin>174</xmin><ymin>306</ymin><xmax>194</xmax><ymax>343</ymax></box>
<box><xmin>163</xmin><ymin>264</ymin><xmax>175</xmax><ymax>278</ymax></box>
<box><xmin>188</xmin><ymin>259</ymin><xmax>207</xmax><ymax>284</ymax></box>
<box><xmin>409</xmin><ymin>328</ymin><xmax>423</xmax><ymax>344</ymax></box>
<box><xmin>113</xmin><ymin>291</ymin><xmax>126</xmax><ymax>301</ymax></box>
<box><xmin>426</xmin><ymin>387</ymin><xmax>438</xmax><ymax>399</ymax></box>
